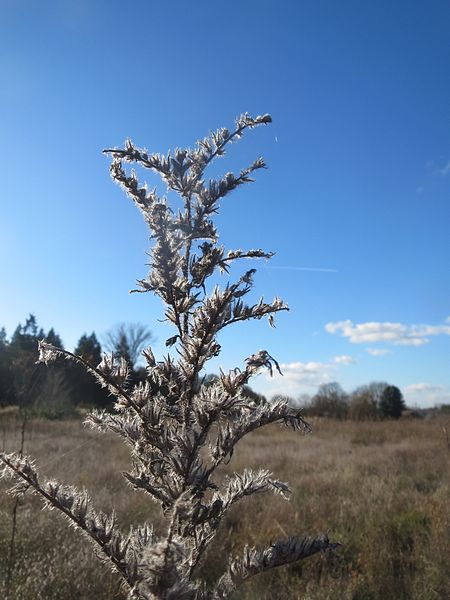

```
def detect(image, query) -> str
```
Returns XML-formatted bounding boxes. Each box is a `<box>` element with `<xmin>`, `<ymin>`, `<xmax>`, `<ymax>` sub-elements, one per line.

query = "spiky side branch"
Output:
<box><xmin>209</xmin><ymin>397</ymin><xmax>311</xmax><ymax>468</ymax></box>
<box><xmin>0</xmin><ymin>452</ymin><xmax>133</xmax><ymax>585</ymax></box>
<box><xmin>212</xmin><ymin>534</ymin><xmax>338</xmax><ymax>599</ymax></box>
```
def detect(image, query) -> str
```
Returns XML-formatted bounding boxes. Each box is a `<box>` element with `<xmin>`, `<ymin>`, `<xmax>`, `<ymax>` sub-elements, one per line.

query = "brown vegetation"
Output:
<box><xmin>1</xmin><ymin>412</ymin><xmax>449</xmax><ymax>599</ymax></box>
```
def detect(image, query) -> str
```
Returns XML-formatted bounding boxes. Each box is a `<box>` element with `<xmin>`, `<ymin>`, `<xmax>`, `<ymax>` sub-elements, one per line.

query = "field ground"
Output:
<box><xmin>1</xmin><ymin>413</ymin><xmax>449</xmax><ymax>599</ymax></box>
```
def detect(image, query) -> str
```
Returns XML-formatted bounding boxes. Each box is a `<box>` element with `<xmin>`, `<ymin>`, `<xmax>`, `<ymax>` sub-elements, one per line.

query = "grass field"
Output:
<box><xmin>1</xmin><ymin>412</ymin><xmax>449</xmax><ymax>599</ymax></box>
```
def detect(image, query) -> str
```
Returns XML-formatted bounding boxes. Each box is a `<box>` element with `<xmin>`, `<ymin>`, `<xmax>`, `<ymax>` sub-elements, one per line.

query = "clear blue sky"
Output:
<box><xmin>1</xmin><ymin>0</ymin><xmax>449</xmax><ymax>406</ymax></box>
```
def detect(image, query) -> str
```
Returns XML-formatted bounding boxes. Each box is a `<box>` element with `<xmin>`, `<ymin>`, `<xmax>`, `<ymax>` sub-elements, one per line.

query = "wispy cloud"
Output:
<box><xmin>438</xmin><ymin>160</ymin><xmax>450</xmax><ymax>176</ymax></box>
<box><xmin>263</xmin><ymin>265</ymin><xmax>338</xmax><ymax>273</ymax></box>
<box><xmin>403</xmin><ymin>383</ymin><xmax>450</xmax><ymax>408</ymax></box>
<box><xmin>366</xmin><ymin>348</ymin><xmax>391</xmax><ymax>356</ymax></box>
<box><xmin>427</xmin><ymin>158</ymin><xmax>450</xmax><ymax>177</ymax></box>
<box><xmin>325</xmin><ymin>319</ymin><xmax>450</xmax><ymax>346</ymax></box>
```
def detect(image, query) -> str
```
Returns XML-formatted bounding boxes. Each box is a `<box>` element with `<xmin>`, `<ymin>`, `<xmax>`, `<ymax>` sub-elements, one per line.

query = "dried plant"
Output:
<box><xmin>1</xmin><ymin>113</ymin><xmax>336</xmax><ymax>599</ymax></box>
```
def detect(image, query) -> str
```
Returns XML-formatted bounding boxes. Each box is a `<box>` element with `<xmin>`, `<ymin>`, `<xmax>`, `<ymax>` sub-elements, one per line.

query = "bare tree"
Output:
<box><xmin>103</xmin><ymin>322</ymin><xmax>154</xmax><ymax>369</ymax></box>
<box><xmin>309</xmin><ymin>382</ymin><xmax>348</xmax><ymax>419</ymax></box>
<box><xmin>1</xmin><ymin>113</ymin><xmax>336</xmax><ymax>599</ymax></box>
<box><xmin>348</xmin><ymin>382</ymin><xmax>388</xmax><ymax>421</ymax></box>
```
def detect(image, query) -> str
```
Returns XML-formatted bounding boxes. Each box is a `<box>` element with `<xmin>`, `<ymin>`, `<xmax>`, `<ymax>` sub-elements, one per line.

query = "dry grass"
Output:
<box><xmin>1</xmin><ymin>413</ymin><xmax>449</xmax><ymax>599</ymax></box>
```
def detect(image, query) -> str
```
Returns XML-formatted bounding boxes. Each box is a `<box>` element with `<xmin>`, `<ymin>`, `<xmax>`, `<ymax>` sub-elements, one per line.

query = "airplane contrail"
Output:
<box><xmin>263</xmin><ymin>265</ymin><xmax>339</xmax><ymax>273</ymax></box>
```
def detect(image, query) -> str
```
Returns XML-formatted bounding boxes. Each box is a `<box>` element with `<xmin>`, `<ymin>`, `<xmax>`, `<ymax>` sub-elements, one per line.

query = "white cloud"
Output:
<box><xmin>258</xmin><ymin>355</ymin><xmax>354</xmax><ymax>398</ymax></box>
<box><xmin>439</xmin><ymin>160</ymin><xmax>450</xmax><ymax>176</ymax></box>
<box><xmin>404</xmin><ymin>383</ymin><xmax>442</xmax><ymax>393</ymax></box>
<box><xmin>278</xmin><ymin>361</ymin><xmax>333</xmax><ymax>387</ymax></box>
<box><xmin>325</xmin><ymin>319</ymin><xmax>450</xmax><ymax>346</ymax></box>
<box><xmin>402</xmin><ymin>383</ymin><xmax>450</xmax><ymax>408</ymax></box>
<box><xmin>366</xmin><ymin>348</ymin><xmax>391</xmax><ymax>356</ymax></box>
<box><xmin>333</xmin><ymin>354</ymin><xmax>356</xmax><ymax>365</ymax></box>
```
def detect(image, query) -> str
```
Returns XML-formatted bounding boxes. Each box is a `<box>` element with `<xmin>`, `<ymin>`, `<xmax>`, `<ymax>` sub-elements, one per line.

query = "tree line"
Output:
<box><xmin>0</xmin><ymin>314</ymin><xmax>153</xmax><ymax>417</ymax></box>
<box><xmin>0</xmin><ymin>315</ymin><xmax>408</xmax><ymax>420</ymax></box>
<box><xmin>296</xmin><ymin>381</ymin><xmax>406</xmax><ymax>420</ymax></box>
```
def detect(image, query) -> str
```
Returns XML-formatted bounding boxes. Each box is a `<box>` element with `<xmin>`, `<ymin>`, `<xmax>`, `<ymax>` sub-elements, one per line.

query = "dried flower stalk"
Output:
<box><xmin>1</xmin><ymin>113</ymin><xmax>336</xmax><ymax>599</ymax></box>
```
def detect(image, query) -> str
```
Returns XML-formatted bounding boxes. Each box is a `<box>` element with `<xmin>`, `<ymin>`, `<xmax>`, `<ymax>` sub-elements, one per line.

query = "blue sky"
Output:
<box><xmin>1</xmin><ymin>0</ymin><xmax>449</xmax><ymax>406</ymax></box>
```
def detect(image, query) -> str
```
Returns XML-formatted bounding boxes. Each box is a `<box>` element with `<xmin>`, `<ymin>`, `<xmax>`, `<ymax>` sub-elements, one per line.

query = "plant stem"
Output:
<box><xmin>5</xmin><ymin>409</ymin><xmax>27</xmax><ymax>600</ymax></box>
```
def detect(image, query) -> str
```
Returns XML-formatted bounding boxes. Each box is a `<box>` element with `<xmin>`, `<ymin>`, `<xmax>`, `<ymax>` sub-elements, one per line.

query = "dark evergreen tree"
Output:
<box><xmin>22</xmin><ymin>314</ymin><xmax>39</xmax><ymax>338</ymax></box>
<box><xmin>75</xmin><ymin>333</ymin><xmax>102</xmax><ymax>365</ymax></box>
<box><xmin>10</xmin><ymin>315</ymin><xmax>40</xmax><ymax>354</ymax></box>
<box><xmin>8</xmin><ymin>315</ymin><xmax>44</xmax><ymax>408</ymax></box>
<box><xmin>379</xmin><ymin>385</ymin><xmax>405</xmax><ymax>419</ymax></box>
<box><xmin>67</xmin><ymin>333</ymin><xmax>111</xmax><ymax>408</ymax></box>
<box><xmin>45</xmin><ymin>328</ymin><xmax>63</xmax><ymax>348</ymax></box>
<box><xmin>7</xmin><ymin>315</ymin><xmax>66</xmax><ymax>411</ymax></box>
<box><xmin>0</xmin><ymin>328</ymin><xmax>14</xmax><ymax>406</ymax></box>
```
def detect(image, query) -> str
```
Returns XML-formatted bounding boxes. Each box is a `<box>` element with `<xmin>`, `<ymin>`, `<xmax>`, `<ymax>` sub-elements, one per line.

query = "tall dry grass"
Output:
<box><xmin>1</xmin><ymin>413</ymin><xmax>449</xmax><ymax>599</ymax></box>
